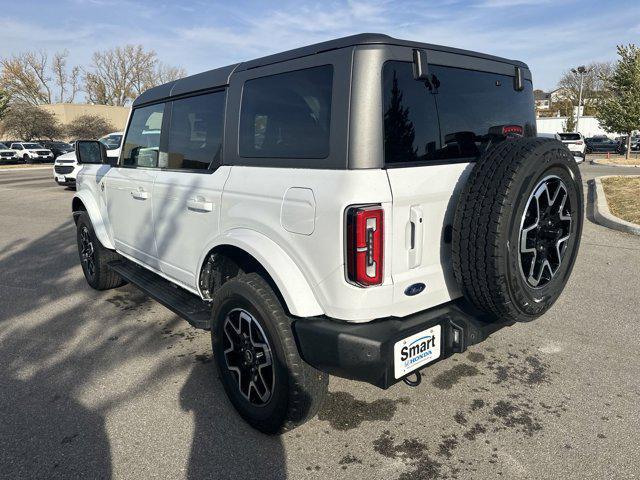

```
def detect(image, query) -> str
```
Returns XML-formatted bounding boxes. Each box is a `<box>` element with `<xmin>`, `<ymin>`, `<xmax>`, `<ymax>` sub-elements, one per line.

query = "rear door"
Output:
<box><xmin>383</xmin><ymin>58</ymin><xmax>536</xmax><ymax>311</ymax></box>
<box><xmin>152</xmin><ymin>90</ymin><xmax>230</xmax><ymax>289</ymax></box>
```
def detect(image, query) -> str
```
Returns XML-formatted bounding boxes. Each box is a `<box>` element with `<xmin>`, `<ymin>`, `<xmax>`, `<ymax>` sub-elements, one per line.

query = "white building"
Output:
<box><xmin>536</xmin><ymin>116</ymin><xmax>617</xmax><ymax>138</ymax></box>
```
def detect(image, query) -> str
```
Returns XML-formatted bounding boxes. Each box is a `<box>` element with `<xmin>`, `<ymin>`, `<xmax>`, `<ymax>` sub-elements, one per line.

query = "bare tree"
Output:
<box><xmin>84</xmin><ymin>45</ymin><xmax>186</xmax><ymax>106</ymax></box>
<box><xmin>0</xmin><ymin>103</ymin><xmax>61</xmax><ymax>140</ymax></box>
<box><xmin>0</xmin><ymin>88</ymin><xmax>9</xmax><ymax>120</ymax></box>
<box><xmin>0</xmin><ymin>50</ymin><xmax>81</xmax><ymax>105</ymax></box>
<box><xmin>65</xmin><ymin>114</ymin><xmax>115</xmax><ymax>140</ymax></box>
<box><xmin>52</xmin><ymin>50</ymin><xmax>81</xmax><ymax>103</ymax></box>
<box><xmin>556</xmin><ymin>61</ymin><xmax>615</xmax><ymax>115</ymax></box>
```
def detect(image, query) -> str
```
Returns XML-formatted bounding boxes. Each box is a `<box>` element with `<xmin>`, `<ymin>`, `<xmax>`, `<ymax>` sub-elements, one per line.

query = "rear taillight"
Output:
<box><xmin>346</xmin><ymin>205</ymin><xmax>383</xmax><ymax>287</ymax></box>
<box><xmin>576</xmin><ymin>140</ymin><xmax>583</xmax><ymax>145</ymax></box>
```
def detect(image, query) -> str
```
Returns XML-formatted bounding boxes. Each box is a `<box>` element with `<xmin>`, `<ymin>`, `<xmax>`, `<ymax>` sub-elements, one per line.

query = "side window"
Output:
<box><xmin>239</xmin><ymin>65</ymin><xmax>333</xmax><ymax>159</ymax></box>
<box><xmin>122</xmin><ymin>103</ymin><xmax>164</xmax><ymax>168</ymax></box>
<box><xmin>165</xmin><ymin>91</ymin><xmax>225</xmax><ymax>171</ymax></box>
<box><xmin>383</xmin><ymin>62</ymin><xmax>440</xmax><ymax>164</ymax></box>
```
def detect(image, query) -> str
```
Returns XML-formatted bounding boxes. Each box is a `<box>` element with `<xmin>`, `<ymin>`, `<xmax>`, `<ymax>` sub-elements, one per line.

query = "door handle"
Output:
<box><xmin>130</xmin><ymin>188</ymin><xmax>149</xmax><ymax>200</ymax></box>
<box><xmin>187</xmin><ymin>196</ymin><xmax>213</xmax><ymax>212</ymax></box>
<box><xmin>408</xmin><ymin>205</ymin><xmax>423</xmax><ymax>269</ymax></box>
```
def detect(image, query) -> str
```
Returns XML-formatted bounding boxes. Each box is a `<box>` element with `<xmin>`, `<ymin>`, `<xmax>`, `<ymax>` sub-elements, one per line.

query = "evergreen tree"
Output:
<box><xmin>597</xmin><ymin>44</ymin><xmax>640</xmax><ymax>159</ymax></box>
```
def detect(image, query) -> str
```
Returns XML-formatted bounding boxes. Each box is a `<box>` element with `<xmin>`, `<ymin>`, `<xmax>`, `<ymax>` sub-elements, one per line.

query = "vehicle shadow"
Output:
<box><xmin>0</xmin><ymin>218</ymin><xmax>287</xmax><ymax>478</ymax></box>
<box><xmin>180</xmin><ymin>363</ymin><xmax>287</xmax><ymax>480</ymax></box>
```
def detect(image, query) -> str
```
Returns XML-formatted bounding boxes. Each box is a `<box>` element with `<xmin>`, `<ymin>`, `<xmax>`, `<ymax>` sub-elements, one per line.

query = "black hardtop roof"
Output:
<box><xmin>133</xmin><ymin>33</ymin><xmax>529</xmax><ymax>107</ymax></box>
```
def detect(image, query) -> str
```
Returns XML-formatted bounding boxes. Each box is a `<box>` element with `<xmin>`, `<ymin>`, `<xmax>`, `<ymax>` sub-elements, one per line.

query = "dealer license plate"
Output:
<box><xmin>394</xmin><ymin>325</ymin><xmax>441</xmax><ymax>379</ymax></box>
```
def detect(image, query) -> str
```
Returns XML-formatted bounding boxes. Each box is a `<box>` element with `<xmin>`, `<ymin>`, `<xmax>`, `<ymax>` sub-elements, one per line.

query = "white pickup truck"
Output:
<box><xmin>72</xmin><ymin>34</ymin><xmax>583</xmax><ymax>433</ymax></box>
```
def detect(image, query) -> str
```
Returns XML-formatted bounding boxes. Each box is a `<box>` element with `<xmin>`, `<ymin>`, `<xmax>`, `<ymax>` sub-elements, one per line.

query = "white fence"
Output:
<box><xmin>536</xmin><ymin>116</ymin><xmax>617</xmax><ymax>138</ymax></box>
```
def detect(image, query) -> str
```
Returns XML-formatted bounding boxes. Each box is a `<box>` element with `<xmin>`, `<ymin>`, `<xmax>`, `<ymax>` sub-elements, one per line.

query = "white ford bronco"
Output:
<box><xmin>72</xmin><ymin>34</ymin><xmax>583</xmax><ymax>434</ymax></box>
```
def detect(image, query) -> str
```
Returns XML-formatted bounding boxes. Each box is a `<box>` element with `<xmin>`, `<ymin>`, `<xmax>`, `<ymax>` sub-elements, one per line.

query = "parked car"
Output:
<box><xmin>584</xmin><ymin>136</ymin><xmax>626</xmax><ymax>155</ymax></box>
<box><xmin>557</xmin><ymin>132</ymin><xmax>585</xmax><ymax>161</ymax></box>
<box><xmin>538</xmin><ymin>133</ymin><xmax>583</xmax><ymax>163</ymax></box>
<box><xmin>72</xmin><ymin>33</ymin><xmax>583</xmax><ymax>433</ymax></box>
<box><xmin>53</xmin><ymin>132</ymin><xmax>123</xmax><ymax>186</ymax></box>
<box><xmin>0</xmin><ymin>142</ymin><xmax>19</xmax><ymax>164</ymax></box>
<box><xmin>10</xmin><ymin>142</ymin><xmax>54</xmax><ymax>163</ymax></box>
<box><xmin>38</xmin><ymin>140</ymin><xmax>74</xmax><ymax>159</ymax></box>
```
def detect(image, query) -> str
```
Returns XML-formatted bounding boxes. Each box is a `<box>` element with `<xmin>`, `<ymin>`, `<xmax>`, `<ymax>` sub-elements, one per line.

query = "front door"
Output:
<box><xmin>105</xmin><ymin>102</ymin><xmax>165</xmax><ymax>269</ymax></box>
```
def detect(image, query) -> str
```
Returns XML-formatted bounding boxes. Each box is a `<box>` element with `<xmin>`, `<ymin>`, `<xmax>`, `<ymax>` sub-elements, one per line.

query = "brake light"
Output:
<box><xmin>502</xmin><ymin>125</ymin><xmax>523</xmax><ymax>137</ymax></box>
<box><xmin>346</xmin><ymin>206</ymin><xmax>384</xmax><ymax>287</ymax></box>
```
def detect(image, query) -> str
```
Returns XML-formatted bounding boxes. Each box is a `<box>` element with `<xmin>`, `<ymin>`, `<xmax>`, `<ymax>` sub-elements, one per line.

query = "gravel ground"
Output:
<box><xmin>0</xmin><ymin>165</ymin><xmax>638</xmax><ymax>480</ymax></box>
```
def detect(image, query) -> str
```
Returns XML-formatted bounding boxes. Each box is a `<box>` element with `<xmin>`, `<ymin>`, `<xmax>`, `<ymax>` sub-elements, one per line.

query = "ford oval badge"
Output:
<box><xmin>404</xmin><ymin>283</ymin><xmax>426</xmax><ymax>296</ymax></box>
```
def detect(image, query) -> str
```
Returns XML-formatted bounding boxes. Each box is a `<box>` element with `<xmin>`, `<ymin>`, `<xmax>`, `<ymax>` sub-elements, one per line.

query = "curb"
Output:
<box><xmin>590</xmin><ymin>159</ymin><xmax>640</xmax><ymax>168</ymax></box>
<box><xmin>592</xmin><ymin>175</ymin><xmax>640</xmax><ymax>236</ymax></box>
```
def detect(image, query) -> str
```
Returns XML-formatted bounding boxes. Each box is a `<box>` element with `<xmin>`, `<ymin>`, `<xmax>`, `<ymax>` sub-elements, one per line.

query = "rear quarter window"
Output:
<box><xmin>239</xmin><ymin>65</ymin><xmax>333</xmax><ymax>159</ymax></box>
<box><xmin>383</xmin><ymin>61</ymin><xmax>536</xmax><ymax>165</ymax></box>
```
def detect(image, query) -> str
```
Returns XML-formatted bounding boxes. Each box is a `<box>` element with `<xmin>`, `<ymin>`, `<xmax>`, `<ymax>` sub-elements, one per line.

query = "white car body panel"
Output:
<box><xmin>386</xmin><ymin>163</ymin><xmax>470</xmax><ymax>315</ymax></box>
<box><xmin>152</xmin><ymin>167</ymin><xmax>231</xmax><ymax>286</ymax></box>
<box><xmin>75</xmin><ymin>160</ymin><xmax>466</xmax><ymax>322</ymax></box>
<box><xmin>104</xmin><ymin>167</ymin><xmax>159</xmax><ymax>269</ymax></box>
<box><xmin>73</xmin><ymin>185</ymin><xmax>115</xmax><ymax>250</ymax></box>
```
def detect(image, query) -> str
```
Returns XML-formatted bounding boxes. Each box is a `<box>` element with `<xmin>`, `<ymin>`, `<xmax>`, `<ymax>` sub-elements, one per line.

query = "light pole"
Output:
<box><xmin>571</xmin><ymin>65</ymin><xmax>589</xmax><ymax>133</ymax></box>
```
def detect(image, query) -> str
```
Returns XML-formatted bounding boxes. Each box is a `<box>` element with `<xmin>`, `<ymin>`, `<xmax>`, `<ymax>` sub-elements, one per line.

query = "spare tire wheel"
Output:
<box><xmin>452</xmin><ymin>137</ymin><xmax>583</xmax><ymax>322</ymax></box>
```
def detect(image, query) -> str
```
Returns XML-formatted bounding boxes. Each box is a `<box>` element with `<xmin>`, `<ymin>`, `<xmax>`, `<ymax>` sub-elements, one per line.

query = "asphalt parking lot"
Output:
<box><xmin>0</xmin><ymin>164</ymin><xmax>638</xmax><ymax>480</ymax></box>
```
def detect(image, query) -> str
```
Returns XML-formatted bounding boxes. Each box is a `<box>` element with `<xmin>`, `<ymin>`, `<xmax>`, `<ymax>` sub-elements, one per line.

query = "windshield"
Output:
<box><xmin>53</xmin><ymin>142</ymin><xmax>72</xmax><ymax>149</ymax></box>
<box><xmin>23</xmin><ymin>143</ymin><xmax>42</xmax><ymax>149</ymax></box>
<box><xmin>0</xmin><ymin>143</ymin><xmax>7</xmax><ymax>149</ymax></box>
<box><xmin>99</xmin><ymin>134</ymin><xmax>122</xmax><ymax>150</ymax></box>
<box><xmin>559</xmin><ymin>133</ymin><xmax>581</xmax><ymax>140</ymax></box>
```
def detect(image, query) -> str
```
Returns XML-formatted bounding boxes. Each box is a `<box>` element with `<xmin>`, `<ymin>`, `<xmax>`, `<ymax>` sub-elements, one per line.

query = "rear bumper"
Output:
<box><xmin>292</xmin><ymin>299</ymin><xmax>513</xmax><ymax>389</ymax></box>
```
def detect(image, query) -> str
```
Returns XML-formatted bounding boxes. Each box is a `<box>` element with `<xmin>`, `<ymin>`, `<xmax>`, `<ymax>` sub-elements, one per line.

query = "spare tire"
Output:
<box><xmin>452</xmin><ymin>138</ymin><xmax>583</xmax><ymax>322</ymax></box>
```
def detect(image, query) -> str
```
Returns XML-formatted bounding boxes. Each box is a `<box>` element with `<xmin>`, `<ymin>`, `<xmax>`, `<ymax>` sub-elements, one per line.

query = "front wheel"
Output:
<box><xmin>76</xmin><ymin>211</ymin><xmax>126</xmax><ymax>290</ymax></box>
<box><xmin>211</xmin><ymin>273</ymin><xmax>328</xmax><ymax>434</ymax></box>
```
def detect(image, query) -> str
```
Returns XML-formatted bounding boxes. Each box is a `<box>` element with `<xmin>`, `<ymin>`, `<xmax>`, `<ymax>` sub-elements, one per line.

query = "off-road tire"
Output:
<box><xmin>76</xmin><ymin>211</ymin><xmax>126</xmax><ymax>290</ymax></box>
<box><xmin>452</xmin><ymin>138</ymin><xmax>583</xmax><ymax>322</ymax></box>
<box><xmin>211</xmin><ymin>272</ymin><xmax>328</xmax><ymax>434</ymax></box>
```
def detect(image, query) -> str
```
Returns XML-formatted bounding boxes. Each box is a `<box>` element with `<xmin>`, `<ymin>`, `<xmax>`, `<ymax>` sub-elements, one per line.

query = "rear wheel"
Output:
<box><xmin>452</xmin><ymin>138</ymin><xmax>583</xmax><ymax>322</ymax></box>
<box><xmin>211</xmin><ymin>273</ymin><xmax>328</xmax><ymax>434</ymax></box>
<box><xmin>76</xmin><ymin>212</ymin><xmax>126</xmax><ymax>290</ymax></box>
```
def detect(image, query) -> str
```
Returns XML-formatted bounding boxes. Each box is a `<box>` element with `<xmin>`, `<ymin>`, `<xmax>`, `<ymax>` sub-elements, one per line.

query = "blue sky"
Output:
<box><xmin>0</xmin><ymin>0</ymin><xmax>638</xmax><ymax>91</ymax></box>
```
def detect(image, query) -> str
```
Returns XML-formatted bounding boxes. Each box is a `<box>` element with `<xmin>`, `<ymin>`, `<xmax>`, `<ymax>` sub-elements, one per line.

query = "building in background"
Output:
<box><xmin>39</xmin><ymin>103</ymin><xmax>130</xmax><ymax>132</ymax></box>
<box><xmin>534</xmin><ymin>90</ymin><xmax>551</xmax><ymax>111</ymax></box>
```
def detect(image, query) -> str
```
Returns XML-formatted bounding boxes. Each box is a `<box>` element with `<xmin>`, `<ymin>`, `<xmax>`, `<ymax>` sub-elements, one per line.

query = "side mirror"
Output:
<box><xmin>76</xmin><ymin>140</ymin><xmax>108</xmax><ymax>165</ymax></box>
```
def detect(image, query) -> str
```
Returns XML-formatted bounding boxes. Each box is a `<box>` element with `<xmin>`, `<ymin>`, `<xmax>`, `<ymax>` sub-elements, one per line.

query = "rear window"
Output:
<box><xmin>383</xmin><ymin>61</ymin><xmax>536</xmax><ymax>165</ymax></box>
<box><xmin>239</xmin><ymin>65</ymin><xmax>333</xmax><ymax>159</ymax></box>
<box><xmin>559</xmin><ymin>133</ymin><xmax>581</xmax><ymax>140</ymax></box>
